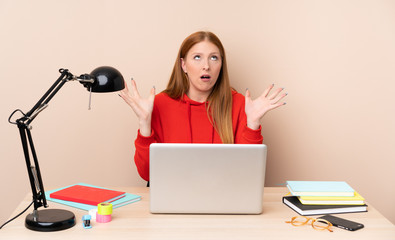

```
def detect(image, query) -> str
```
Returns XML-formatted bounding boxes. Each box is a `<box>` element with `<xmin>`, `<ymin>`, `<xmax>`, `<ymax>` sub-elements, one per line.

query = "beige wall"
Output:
<box><xmin>1</xmin><ymin>0</ymin><xmax>394</xmax><ymax>225</ymax></box>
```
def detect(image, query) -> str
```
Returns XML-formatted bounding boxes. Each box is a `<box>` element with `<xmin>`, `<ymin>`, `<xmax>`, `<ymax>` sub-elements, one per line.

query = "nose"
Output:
<box><xmin>203</xmin><ymin>60</ymin><xmax>210</xmax><ymax>71</ymax></box>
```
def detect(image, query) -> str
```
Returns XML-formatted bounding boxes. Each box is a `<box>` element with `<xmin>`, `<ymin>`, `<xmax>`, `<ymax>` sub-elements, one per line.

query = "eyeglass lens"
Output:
<box><xmin>287</xmin><ymin>216</ymin><xmax>332</xmax><ymax>231</ymax></box>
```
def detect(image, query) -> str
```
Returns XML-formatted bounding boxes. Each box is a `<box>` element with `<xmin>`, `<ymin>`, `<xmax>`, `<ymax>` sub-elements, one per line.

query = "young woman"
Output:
<box><xmin>120</xmin><ymin>31</ymin><xmax>287</xmax><ymax>181</ymax></box>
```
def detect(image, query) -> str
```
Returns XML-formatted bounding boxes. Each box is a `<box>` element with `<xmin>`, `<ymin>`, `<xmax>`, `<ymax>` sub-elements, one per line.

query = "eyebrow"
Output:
<box><xmin>189</xmin><ymin>52</ymin><xmax>221</xmax><ymax>56</ymax></box>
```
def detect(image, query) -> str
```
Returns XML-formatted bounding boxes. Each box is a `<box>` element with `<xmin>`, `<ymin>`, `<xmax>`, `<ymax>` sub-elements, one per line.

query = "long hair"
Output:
<box><xmin>163</xmin><ymin>31</ymin><xmax>234</xmax><ymax>143</ymax></box>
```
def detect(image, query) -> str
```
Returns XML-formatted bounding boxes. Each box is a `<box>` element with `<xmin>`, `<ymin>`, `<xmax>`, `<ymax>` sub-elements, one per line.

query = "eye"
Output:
<box><xmin>211</xmin><ymin>55</ymin><xmax>219</xmax><ymax>61</ymax></box>
<box><xmin>193</xmin><ymin>55</ymin><xmax>201</xmax><ymax>60</ymax></box>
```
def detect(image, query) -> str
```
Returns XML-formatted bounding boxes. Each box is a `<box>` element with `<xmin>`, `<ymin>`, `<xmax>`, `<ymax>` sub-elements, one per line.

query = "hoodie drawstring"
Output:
<box><xmin>187</xmin><ymin>101</ymin><xmax>193</xmax><ymax>143</ymax></box>
<box><xmin>211</xmin><ymin>124</ymin><xmax>214</xmax><ymax>143</ymax></box>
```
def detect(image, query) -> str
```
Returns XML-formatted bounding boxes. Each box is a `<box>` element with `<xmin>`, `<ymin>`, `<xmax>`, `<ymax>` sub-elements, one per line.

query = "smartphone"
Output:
<box><xmin>318</xmin><ymin>215</ymin><xmax>364</xmax><ymax>231</ymax></box>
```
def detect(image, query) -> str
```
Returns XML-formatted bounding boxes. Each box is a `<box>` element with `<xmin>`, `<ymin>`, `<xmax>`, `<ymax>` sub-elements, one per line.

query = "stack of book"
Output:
<box><xmin>282</xmin><ymin>181</ymin><xmax>368</xmax><ymax>216</ymax></box>
<box><xmin>46</xmin><ymin>183</ymin><xmax>141</xmax><ymax>211</ymax></box>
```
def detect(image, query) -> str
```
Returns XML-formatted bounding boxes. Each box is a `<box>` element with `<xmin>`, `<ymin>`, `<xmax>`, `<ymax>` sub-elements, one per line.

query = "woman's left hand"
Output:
<box><xmin>245</xmin><ymin>84</ymin><xmax>287</xmax><ymax>130</ymax></box>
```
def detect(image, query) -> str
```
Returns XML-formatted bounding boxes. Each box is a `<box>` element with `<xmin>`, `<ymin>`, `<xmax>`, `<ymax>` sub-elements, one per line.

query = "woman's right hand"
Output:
<box><xmin>119</xmin><ymin>79</ymin><xmax>155</xmax><ymax>136</ymax></box>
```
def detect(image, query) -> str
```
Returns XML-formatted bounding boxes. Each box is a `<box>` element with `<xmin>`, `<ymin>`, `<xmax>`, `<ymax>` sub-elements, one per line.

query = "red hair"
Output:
<box><xmin>163</xmin><ymin>31</ymin><xmax>234</xmax><ymax>143</ymax></box>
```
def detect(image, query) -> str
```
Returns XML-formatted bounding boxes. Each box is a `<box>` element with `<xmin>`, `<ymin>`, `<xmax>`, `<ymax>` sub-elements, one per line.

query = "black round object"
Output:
<box><xmin>90</xmin><ymin>66</ymin><xmax>125</xmax><ymax>92</ymax></box>
<box><xmin>25</xmin><ymin>209</ymin><xmax>76</xmax><ymax>232</ymax></box>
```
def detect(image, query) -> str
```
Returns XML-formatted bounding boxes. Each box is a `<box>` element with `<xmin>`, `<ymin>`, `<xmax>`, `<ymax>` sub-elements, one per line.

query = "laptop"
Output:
<box><xmin>149</xmin><ymin>143</ymin><xmax>267</xmax><ymax>214</ymax></box>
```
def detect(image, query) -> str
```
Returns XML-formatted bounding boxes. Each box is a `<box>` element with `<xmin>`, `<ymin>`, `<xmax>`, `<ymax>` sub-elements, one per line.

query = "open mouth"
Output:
<box><xmin>200</xmin><ymin>75</ymin><xmax>211</xmax><ymax>80</ymax></box>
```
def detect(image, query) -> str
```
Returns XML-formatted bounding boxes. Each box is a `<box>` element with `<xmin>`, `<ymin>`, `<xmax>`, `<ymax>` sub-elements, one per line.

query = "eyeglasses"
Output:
<box><xmin>286</xmin><ymin>216</ymin><xmax>333</xmax><ymax>232</ymax></box>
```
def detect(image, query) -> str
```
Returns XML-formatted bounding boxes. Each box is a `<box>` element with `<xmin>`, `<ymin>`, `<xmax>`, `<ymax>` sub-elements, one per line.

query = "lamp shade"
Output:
<box><xmin>90</xmin><ymin>66</ymin><xmax>125</xmax><ymax>92</ymax></box>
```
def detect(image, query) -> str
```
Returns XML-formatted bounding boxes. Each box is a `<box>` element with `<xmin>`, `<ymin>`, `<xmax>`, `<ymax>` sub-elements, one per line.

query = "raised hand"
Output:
<box><xmin>245</xmin><ymin>84</ymin><xmax>287</xmax><ymax>130</ymax></box>
<box><xmin>119</xmin><ymin>78</ymin><xmax>155</xmax><ymax>136</ymax></box>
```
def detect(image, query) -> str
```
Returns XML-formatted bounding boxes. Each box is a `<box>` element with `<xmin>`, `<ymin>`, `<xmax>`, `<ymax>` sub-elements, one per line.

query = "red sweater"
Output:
<box><xmin>134</xmin><ymin>91</ymin><xmax>263</xmax><ymax>181</ymax></box>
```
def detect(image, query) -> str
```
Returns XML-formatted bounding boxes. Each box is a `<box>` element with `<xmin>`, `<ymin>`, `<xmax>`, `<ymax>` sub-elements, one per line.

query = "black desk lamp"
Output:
<box><xmin>8</xmin><ymin>66</ymin><xmax>125</xmax><ymax>231</ymax></box>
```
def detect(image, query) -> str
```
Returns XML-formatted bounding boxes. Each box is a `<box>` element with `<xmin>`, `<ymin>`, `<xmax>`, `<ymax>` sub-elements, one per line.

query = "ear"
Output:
<box><xmin>181</xmin><ymin>58</ymin><xmax>187</xmax><ymax>73</ymax></box>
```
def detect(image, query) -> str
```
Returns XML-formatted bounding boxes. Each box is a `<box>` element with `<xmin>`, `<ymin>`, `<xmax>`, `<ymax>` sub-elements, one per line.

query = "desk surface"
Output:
<box><xmin>2</xmin><ymin>187</ymin><xmax>395</xmax><ymax>240</ymax></box>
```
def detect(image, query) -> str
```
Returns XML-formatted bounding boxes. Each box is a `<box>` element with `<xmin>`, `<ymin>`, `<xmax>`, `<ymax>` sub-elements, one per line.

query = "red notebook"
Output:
<box><xmin>49</xmin><ymin>184</ymin><xmax>126</xmax><ymax>206</ymax></box>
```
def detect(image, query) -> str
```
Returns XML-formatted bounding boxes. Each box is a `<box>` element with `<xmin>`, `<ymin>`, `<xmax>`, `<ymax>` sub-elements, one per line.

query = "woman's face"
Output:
<box><xmin>181</xmin><ymin>40</ymin><xmax>222</xmax><ymax>102</ymax></box>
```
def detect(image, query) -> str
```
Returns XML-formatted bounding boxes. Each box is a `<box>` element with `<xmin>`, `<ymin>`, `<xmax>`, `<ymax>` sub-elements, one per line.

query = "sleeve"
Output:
<box><xmin>133</xmin><ymin>96</ymin><xmax>162</xmax><ymax>182</ymax></box>
<box><xmin>236</xmin><ymin>125</ymin><xmax>263</xmax><ymax>144</ymax></box>
<box><xmin>134</xmin><ymin>130</ymin><xmax>156</xmax><ymax>181</ymax></box>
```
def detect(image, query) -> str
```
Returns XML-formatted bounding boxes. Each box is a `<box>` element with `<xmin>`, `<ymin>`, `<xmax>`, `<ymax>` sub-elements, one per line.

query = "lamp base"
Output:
<box><xmin>25</xmin><ymin>209</ymin><xmax>76</xmax><ymax>232</ymax></box>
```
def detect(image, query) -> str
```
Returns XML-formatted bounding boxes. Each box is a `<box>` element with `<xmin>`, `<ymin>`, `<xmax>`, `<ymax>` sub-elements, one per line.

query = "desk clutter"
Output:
<box><xmin>282</xmin><ymin>181</ymin><xmax>368</xmax><ymax>216</ymax></box>
<box><xmin>96</xmin><ymin>203</ymin><xmax>113</xmax><ymax>223</ymax></box>
<box><xmin>45</xmin><ymin>183</ymin><xmax>141</xmax><ymax>229</ymax></box>
<box><xmin>81</xmin><ymin>202</ymin><xmax>113</xmax><ymax>229</ymax></box>
<box><xmin>45</xmin><ymin>183</ymin><xmax>141</xmax><ymax>211</ymax></box>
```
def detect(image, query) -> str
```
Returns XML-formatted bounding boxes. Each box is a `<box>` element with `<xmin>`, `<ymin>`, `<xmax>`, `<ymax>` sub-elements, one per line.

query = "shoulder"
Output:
<box><xmin>156</xmin><ymin>92</ymin><xmax>172</xmax><ymax>99</ymax></box>
<box><xmin>155</xmin><ymin>92</ymin><xmax>175</xmax><ymax>103</ymax></box>
<box><xmin>231</xmin><ymin>90</ymin><xmax>245</xmax><ymax>115</ymax></box>
<box><xmin>231</xmin><ymin>90</ymin><xmax>245</xmax><ymax>105</ymax></box>
<box><xmin>154</xmin><ymin>92</ymin><xmax>181</xmax><ymax>110</ymax></box>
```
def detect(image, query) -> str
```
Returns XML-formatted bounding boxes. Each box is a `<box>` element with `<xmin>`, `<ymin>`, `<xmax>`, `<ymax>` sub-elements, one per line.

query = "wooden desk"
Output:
<box><xmin>2</xmin><ymin>187</ymin><xmax>394</xmax><ymax>240</ymax></box>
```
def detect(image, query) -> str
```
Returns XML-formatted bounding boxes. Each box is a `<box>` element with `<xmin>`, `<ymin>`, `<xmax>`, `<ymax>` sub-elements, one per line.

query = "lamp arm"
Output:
<box><xmin>11</xmin><ymin>68</ymin><xmax>82</xmax><ymax>211</ymax></box>
<box><xmin>17</xmin><ymin>123</ymin><xmax>47</xmax><ymax>210</ymax></box>
<box><xmin>24</xmin><ymin>69</ymin><xmax>72</xmax><ymax>123</ymax></box>
<box><xmin>20</xmin><ymin>69</ymin><xmax>94</xmax><ymax>125</ymax></box>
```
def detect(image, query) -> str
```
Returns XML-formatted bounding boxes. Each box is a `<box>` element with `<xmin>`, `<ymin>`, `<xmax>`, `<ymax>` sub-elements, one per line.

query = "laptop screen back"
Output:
<box><xmin>149</xmin><ymin>143</ymin><xmax>267</xmax><ymax>214</ymax></box>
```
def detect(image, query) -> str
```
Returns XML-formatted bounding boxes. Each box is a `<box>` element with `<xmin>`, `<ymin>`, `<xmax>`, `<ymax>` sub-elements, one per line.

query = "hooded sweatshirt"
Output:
<box><xmin>134</xmin><ymin>90</ymin><xmax>263</xmax><ymax>181</ymax></box>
